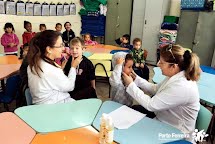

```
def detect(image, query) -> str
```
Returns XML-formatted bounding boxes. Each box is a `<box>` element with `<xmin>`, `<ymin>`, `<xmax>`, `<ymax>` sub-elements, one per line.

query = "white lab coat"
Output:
<box><xmin>126</xmin><ymin>71</ymin><xmax>200</xmax><ymax>137</ymax></box>
<box><xmin>27</xmin><ymin>60</ymin><xmax>76</xmax><ymax>104</ymax></box>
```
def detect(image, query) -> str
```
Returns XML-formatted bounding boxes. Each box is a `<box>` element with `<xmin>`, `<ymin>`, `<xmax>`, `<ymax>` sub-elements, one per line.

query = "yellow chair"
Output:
<box><xmin>89</xmin><ymin>54</ymin><xmax>113</xmax><ymax>97</ymax></box>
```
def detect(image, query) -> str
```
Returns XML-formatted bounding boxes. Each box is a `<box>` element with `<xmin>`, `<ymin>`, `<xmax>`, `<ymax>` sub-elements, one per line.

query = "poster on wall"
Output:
<box><xmin>57</xmin><ymin>3</ymin><xmax>63</xmax><ymax>16</ymax></box>
<box><xmin>63</xmin><ymin>3</ymin><xmax>70</xmax><ymax>15</ymax></box>
<box><xmin>42</xmin><ymin>2</ymin><xmax>49</xmax><ymax>16</ymax></box>
<box><xmin>34</xmin><ymin>2</ymin><xmax>41</xmax><ymax>16</ymax></box>
<box><xmin>0</xmin><ymin>1</ymin><xmax>5</xmax><ymax>14</ymax></box>
<box><xmin>50</xmin><ymin>3</ymin><xmax>56</xmax><ymax>16</ymax></box>
<box><xmin>26</xmin><ymin>2</ymin><xmax>33</xmax><ymax>16</ymax></box>
<box><xmin>17</xmin><ymin>1</ymin><xmax>25</xmax><ymax>16</ymax></box>
<box><xmin>70</xmin><ymin>3</ymin><xmax>76</xmax><ymax>15</ymax></box>
<box><xmin>6</xmin><ymin>1</ymin><xmax>16</xmax><ymax>15</ymax></box>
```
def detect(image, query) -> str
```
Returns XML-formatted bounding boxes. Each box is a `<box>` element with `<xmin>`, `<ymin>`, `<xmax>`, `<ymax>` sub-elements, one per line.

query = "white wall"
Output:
<box><xmin>0</xmin><ymin>0</ymin><xmax>81</xmax><ymax>53</ymax></box>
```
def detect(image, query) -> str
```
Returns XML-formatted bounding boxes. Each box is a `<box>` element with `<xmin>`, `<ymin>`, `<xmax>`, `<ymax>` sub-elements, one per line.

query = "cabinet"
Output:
<box><xmin>105</xmin><ymin>0</ymin><xmax>133</xmax><ymax>45</ymax></box>
<box><xmin>131</xmin><ymin>0</ymin><xmax>170</xmax><ymax>65</ymax></box>
<box><xmin>176</xmin><ymin>10</ymin><xmax>215</xmax><ymax>66</ymax></box>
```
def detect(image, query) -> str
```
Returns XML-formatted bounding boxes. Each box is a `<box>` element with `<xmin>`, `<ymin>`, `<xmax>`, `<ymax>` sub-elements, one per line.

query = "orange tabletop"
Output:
<box><xmin>31</xmin><ymin>126</ymin><xmax>117</xmax><ymax>144</ymax></box>
<box><xmin>0</xmin><ymin>112</ymin><xmax>36</xmax><ymax>144</ymax></box>
<box><xmin>86</xmin><ymin>44</ymin><xmax>128</xmax><ymax>53</ymax></box>
<box><xmin>0</xmin><ymin>64</ymin><xmax>21</xmax><ymax>80</ymax></box>
<box><xmin>0</xmin><ymin>55</ymin><xmax>22</xmax><ymax>64</ymax></box>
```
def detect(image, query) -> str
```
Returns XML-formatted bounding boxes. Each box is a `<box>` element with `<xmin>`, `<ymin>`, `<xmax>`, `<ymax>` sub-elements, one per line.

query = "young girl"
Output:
<box><xmin>64</xmin><ymin>37</ymin><xmax>97</xmax><ymax>100</ymax></box>
<box><xmin>20</xmin><ymin>21</ymin><xmax>36</xmax><ymax>58</ymax></box>
<box><xmin>62</xmin><ymin>22</ymin><xmax>75</xmax><ymax>47</ymax></box>
<box><xmin>109</xmin><ymin>52</ymin><xmax>134</xmax><ymax>106</ymax></box>
<box><xmin>84</xmin><ymin>33</ymin><xmax>98</xmax><ymax>46</ymax></box>
<box><xmin>39</xmin><ymin>24</ymin><xmax>46</xmax><ymax>32</ymax></box>
<box><xmin>1</xmin><ymin>23</ymin><xmax>19</xmax><ymax>55</ymax></box>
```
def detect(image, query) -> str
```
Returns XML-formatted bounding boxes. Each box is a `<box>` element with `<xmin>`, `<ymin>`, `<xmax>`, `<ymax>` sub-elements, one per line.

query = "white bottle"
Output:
<box><xmin>105</xmin><ymin>116</ymin><xmax>114</xmax><ymax>144</ymax></box>
<box><xmin>99</xmin><ymin>113</ymin><xmax>108</xmax><ymax>144</ymax></box>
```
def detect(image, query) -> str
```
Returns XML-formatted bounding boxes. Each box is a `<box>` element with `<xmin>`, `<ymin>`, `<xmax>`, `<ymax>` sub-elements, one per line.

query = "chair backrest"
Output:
<box><xmin>25</xmin><ymin>88</ymin><xmax>32</xmax><ymax>105</ymax></box>
<box><xmin>196</xmin><ymin>105</ymin><xmax>212</xmax><ymax>132</ymax></box>
<box><xmin>5</xmin><ymin>75</ymin><xmax>21</xmax><ymax>98</ymax></box>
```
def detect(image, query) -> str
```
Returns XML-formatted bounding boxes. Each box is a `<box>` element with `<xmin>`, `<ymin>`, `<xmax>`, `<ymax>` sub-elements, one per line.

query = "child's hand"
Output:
<box><xmin>8</xmin><ymin>43</ymin><xmax>14</xmax><ymax>47</ymax></box>
<box><xmin>135</xmin><ymin>63</ymin><xmax>140</xmax><ymax>67</ymax></box>
<box><xmin>140</xmin><ymin>63</ymin><xmax>144</xmax><ymax>68</ymax></box>
<box><xmin>116</xmin><ymin>58</ymin><xmax>124</xmax><ymax>65</ymax></box>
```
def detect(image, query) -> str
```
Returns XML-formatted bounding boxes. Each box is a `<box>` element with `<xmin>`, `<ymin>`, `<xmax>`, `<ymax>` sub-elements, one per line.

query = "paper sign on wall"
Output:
<box><xmin>50</xmin><ymin>3</ymin><xmax>56</xmax><ymax>16</ymax></box>
<box><xmin>26</xmin><ymin>2</ymin><xmax>33</xmax><ymax>16</ymax></box>
<box><xmin>70</xmin><ymin>3</ymin><xmax>76</xmax><ymax>15</ymax></box>
<box><xmin>6</xmin><ymin>1</ymin><xmax>16</xmax><ymax>15</ymax></box>
<box><xmin>64</xmin><ymin>3</ymin><xmax>70</xmax><ymax>15</ymax></box>
<box><xmin>34</xmin><ymin>2</ymin><xmax>41</xmax><ymax>16</ymax></box>
<box><xmin>57</xmin><ymin>3</ymin><xmax>63</xmax><ymax>16</ymax></box>
<box><xmin>17</xmin><ymin>1</ymin><xmax>25</xmax><ymax>16</ymax></box>
<box><xmin>42</xmin><ymin>2</ymin><xmax>49</xmax><ymax>16</ymax></box>
<box><xmin>0</xmin><ymin>1</ymin><xmax>5</xmax><ymax>14</ymax></box>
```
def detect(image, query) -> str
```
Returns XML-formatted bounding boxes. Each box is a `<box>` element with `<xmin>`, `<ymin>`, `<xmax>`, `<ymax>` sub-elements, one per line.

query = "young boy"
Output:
<box><xmin>39</xmin><ymin>24</ymin><xmax>46</xmax><ymax>32</ymax></box>
<box><xmin>130</xmin><ymin>38</ymin><xmax>149</xmax><ymax>81</ymax></box>
<box><xmin>55</xmin><ymin>23</ymin><xmax>62</xmax><ymax>34</ymax></box>
<box><xmin>63</xmin><ymin>37</ymin><xmax>97</xmax><ymax>100</ymax></box>
<box><xmin>109</xmin><ymin>52</ymin><xmax>134</xmax><ymax>106</ymax></box>
<box><xmin>115</xmin><ymin>34</ymin><xmax>132</xmax><ymax>49</ymax></box>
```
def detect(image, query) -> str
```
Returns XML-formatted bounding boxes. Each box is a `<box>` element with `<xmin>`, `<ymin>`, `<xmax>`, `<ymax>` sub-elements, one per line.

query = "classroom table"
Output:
<box><xmin>31</xmin><ymin>126</ymin><xmax>117</xmax><ymax>144</ymax></box>
<box><xmin>92</xmin><ymin>101</ymin><xmax>183</xmax><ymax>144</ymax></box>
<box><xmin>85</xmin><ymin>44</ymin><xmax>128</xmax><ymax>53</ymax></box>
<box><xmin>0</xmin><ymin>55</ymin><xmax>21</xmax><ymax>64</ymax></box>
<box><xmin>153</xmin><ymin>67</ymin><xmax>215</xmax><ymax>106</ymax></box>
<box><xmin>0</xmin><ymin>112</ymin><xmax>36</xmax><ymax>144</ymax></box>
<box><xmin>0</xmin><ymin>64</ymin><xmax>21</xmax><ymax>80</ymax></box>
<box><xmin>15</xmin><ymin>99</ymin><xmax>102</xmax><ymax>133</ymax></box>
<box><xmin>0</xmin><ymin>55</ymin><xmax>21</xmax><ymax>90</ymax></box>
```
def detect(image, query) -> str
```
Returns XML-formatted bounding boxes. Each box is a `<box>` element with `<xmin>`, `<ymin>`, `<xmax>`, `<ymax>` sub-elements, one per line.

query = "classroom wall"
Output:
<box><xmin>0</xmin><ymin>0</ymin><xmax>81</xmax><ymax>53</ymax></box>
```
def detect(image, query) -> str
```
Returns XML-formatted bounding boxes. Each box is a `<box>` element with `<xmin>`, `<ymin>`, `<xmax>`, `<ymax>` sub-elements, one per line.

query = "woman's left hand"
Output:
<box><xmin>122</xmin><ymin>72</ymin><xmax>133</xmax><ymax>86</ymax></box>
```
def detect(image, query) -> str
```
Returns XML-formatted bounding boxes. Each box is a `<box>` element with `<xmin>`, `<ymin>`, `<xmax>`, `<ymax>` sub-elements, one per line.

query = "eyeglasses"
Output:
<box><xmin>52</xmin><ymin>43</ymin><xmax>65</xmax><ymax>48</ymax></box>
<box><xmin>166</xmin><ymin>44</ymin><xmax>176</xmax><ymax>62</ymax></box>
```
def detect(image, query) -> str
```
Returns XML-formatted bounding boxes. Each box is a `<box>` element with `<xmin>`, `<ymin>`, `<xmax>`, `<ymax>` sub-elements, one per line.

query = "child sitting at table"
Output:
<box><xmin>83</xmin><ymin>33</ymin><xmax>98</xmax><ymax>46</ymax></box>
<box><xmin>109</xmin><ymin>52</ymin><xmax>134</xmax><ymax>106</ymax></box>
<box><xmin>130</xmin><ymin>38</ymin><xmax>149</xmax><ymax>81</ymax></box>
<box><xmin>115</xmin><ymin>34</ymin><xmax>132</xmax><ymax>50</ymax></box>
<box><xmin>64</xmin><ymin>37</ymin><xmax>97</xmax><ymax>100</ymax></box>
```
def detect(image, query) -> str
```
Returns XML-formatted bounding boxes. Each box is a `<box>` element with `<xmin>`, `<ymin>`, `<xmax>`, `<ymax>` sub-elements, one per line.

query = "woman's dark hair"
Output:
<box><xmin>24</xmin><ymin>21</ymin><xmax>31</xmax><ymax>29</ymax></box>
<box><xmin>160</xmin><ymin>44</ymin><xmax>200</xmax><ymax>81</ymax></box>
<box><xmin>4</xmin><ymin>23</ymin><xmax>15</xmax><ymax>32</ymax></box>
<box><xmin>27</xmin><ymin>30</ymin><xmax>61</xmax><ymax>76</ymax></box>
<box><xmin>64</xmin><ymin>22</ymin><xmax>71</xmax><ymax>28</ymax></box>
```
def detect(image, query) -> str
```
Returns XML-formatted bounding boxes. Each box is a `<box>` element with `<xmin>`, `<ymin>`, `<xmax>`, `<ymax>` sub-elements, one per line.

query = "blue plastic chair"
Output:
<box><xmin>0</xmin><ymin>75</ymin><xmax>21</xmax><ymax>111</ymax></box>
<box><xmin>200</xmin><ymin>65</ymin><xmax>215</xmax><ymax>75</ymax></box>
<box><xmin>25</xmin><ymin>88</ymin><xmax>32</xmax><ymax>105</ymax></box>
<box><xmin>196</xmin><ymin>105</ymin><xmax>212</xmax><ymax>132</ymax></box>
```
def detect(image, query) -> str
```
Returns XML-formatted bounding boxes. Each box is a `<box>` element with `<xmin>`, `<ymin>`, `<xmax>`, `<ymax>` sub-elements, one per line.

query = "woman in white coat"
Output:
<box><xmin>27</xmin><ymin>30</ymin><xmax>81</xmax><ymax>104</ymax></box>
<box><xmin>122</xmin><ymin>44</ymin><xmax>201</xmax><ymax>141</ymax></box>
